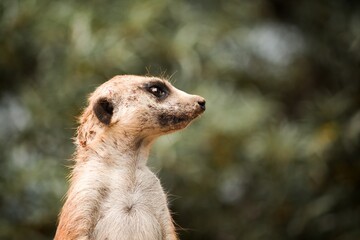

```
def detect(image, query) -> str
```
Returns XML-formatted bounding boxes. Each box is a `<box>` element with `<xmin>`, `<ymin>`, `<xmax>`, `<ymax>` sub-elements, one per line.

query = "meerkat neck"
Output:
<box><xmin>76</xmin><ymin>134</ymin><xmax>155</xmax><ymax>168</ymax></box>
<box><xmin>133</xmin><ymin>138</ymin><xmax>154</xmax><ymax>166</ymax></box>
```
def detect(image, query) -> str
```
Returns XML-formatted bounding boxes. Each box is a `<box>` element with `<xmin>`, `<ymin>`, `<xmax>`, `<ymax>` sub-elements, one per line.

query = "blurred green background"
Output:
<box><xmin>1</xmin><ymin>0</ymin><xmax>360</xmax><ymax>239</ymax></box>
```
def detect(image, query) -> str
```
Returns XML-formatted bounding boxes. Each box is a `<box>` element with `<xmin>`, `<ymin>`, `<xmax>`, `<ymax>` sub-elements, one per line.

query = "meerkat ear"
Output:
<box><xmin>93</xmin><ymin>98</ymin><xmax>114</xmax><ymax>125</ymax></box>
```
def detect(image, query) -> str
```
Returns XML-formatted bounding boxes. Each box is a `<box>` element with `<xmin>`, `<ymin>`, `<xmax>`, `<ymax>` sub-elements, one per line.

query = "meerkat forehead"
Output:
<box><xmin>94</xmin><ymin>75</ymin><xmax>167</xmax><ymax>93</ymax></box>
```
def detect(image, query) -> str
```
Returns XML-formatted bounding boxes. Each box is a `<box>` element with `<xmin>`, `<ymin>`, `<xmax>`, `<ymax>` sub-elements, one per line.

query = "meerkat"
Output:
<box><xmin>54</xmin><ymin>75</ymin><xmax>206</xmax><ymax>240</ymax></box>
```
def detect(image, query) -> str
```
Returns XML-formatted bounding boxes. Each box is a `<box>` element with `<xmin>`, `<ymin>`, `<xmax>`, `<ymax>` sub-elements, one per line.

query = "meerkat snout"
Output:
<box><xmin>197</xmin><ymin>99</ymin><xmax>206</xmax><ymax>111</ymax></box>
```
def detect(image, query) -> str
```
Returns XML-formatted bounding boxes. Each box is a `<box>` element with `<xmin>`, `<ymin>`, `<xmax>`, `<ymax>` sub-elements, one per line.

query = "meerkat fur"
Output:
<box><xmin>55</xmin><ymin>75</ymin><xmax>206</xmax><ymax>240</ymax></box>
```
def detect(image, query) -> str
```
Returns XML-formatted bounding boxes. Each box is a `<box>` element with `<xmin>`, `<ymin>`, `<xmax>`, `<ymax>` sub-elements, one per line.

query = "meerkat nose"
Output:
<box><xmin>198</xmin><ymin>99</ymin><xmax>206</xmax><ymax>111</ymax></box>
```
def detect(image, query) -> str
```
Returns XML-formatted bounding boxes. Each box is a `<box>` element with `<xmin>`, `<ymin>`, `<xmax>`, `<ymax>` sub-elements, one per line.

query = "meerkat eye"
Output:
<box><xmin>145</xmin><ymin>83</ymin><xmax>169</xmax><ymax>100</ymax></box>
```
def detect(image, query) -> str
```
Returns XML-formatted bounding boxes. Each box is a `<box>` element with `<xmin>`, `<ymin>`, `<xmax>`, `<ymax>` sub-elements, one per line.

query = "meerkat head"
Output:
<box><xmin>77</xmin><ymin>75</ymin><xmax>205</xmax><ymax>149</ymax></box>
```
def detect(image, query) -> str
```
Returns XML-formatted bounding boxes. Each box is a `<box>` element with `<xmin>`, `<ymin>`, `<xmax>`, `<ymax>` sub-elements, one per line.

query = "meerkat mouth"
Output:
<box><xmin>158</xmin><ymin>113</ymin><xmax>190</xmax><ymax>127</ymax></box>
<box><xmin>157</xmin><ymin>107</ymin><xmax>204</xmax><ymax>132</ymax></box>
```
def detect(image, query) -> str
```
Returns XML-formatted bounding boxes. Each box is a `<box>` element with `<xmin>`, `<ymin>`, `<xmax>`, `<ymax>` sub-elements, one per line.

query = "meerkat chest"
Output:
<box><xmin>93</xmin><ymin>166</ymin><xmax>169</xmax><ymax>239</ymax></box>
<box><xmin>106</xmin><ymin>166</ymin><xmax>167</xmax><ymax>209</ymax></box>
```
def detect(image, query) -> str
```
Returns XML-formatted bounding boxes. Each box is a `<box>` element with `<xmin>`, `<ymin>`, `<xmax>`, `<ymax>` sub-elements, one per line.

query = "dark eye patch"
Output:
<box><xmin>144</xmin><ymin>81</ymin><xmax>170</xmax><ymax>100</ymax></box>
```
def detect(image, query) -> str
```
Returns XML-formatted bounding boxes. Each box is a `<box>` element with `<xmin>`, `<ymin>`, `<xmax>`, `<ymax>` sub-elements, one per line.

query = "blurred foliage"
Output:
<box><xmin>1</xmin><ymin>0</ymin><xmax>360</xmax><ymax>239</ymax></box>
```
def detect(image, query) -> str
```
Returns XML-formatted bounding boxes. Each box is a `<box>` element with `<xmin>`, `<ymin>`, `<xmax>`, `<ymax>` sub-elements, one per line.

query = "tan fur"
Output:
<box><xmin>55</xmin><ymin>75</ymin><xmax>205</xmax><ymax>240</ymax></box>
